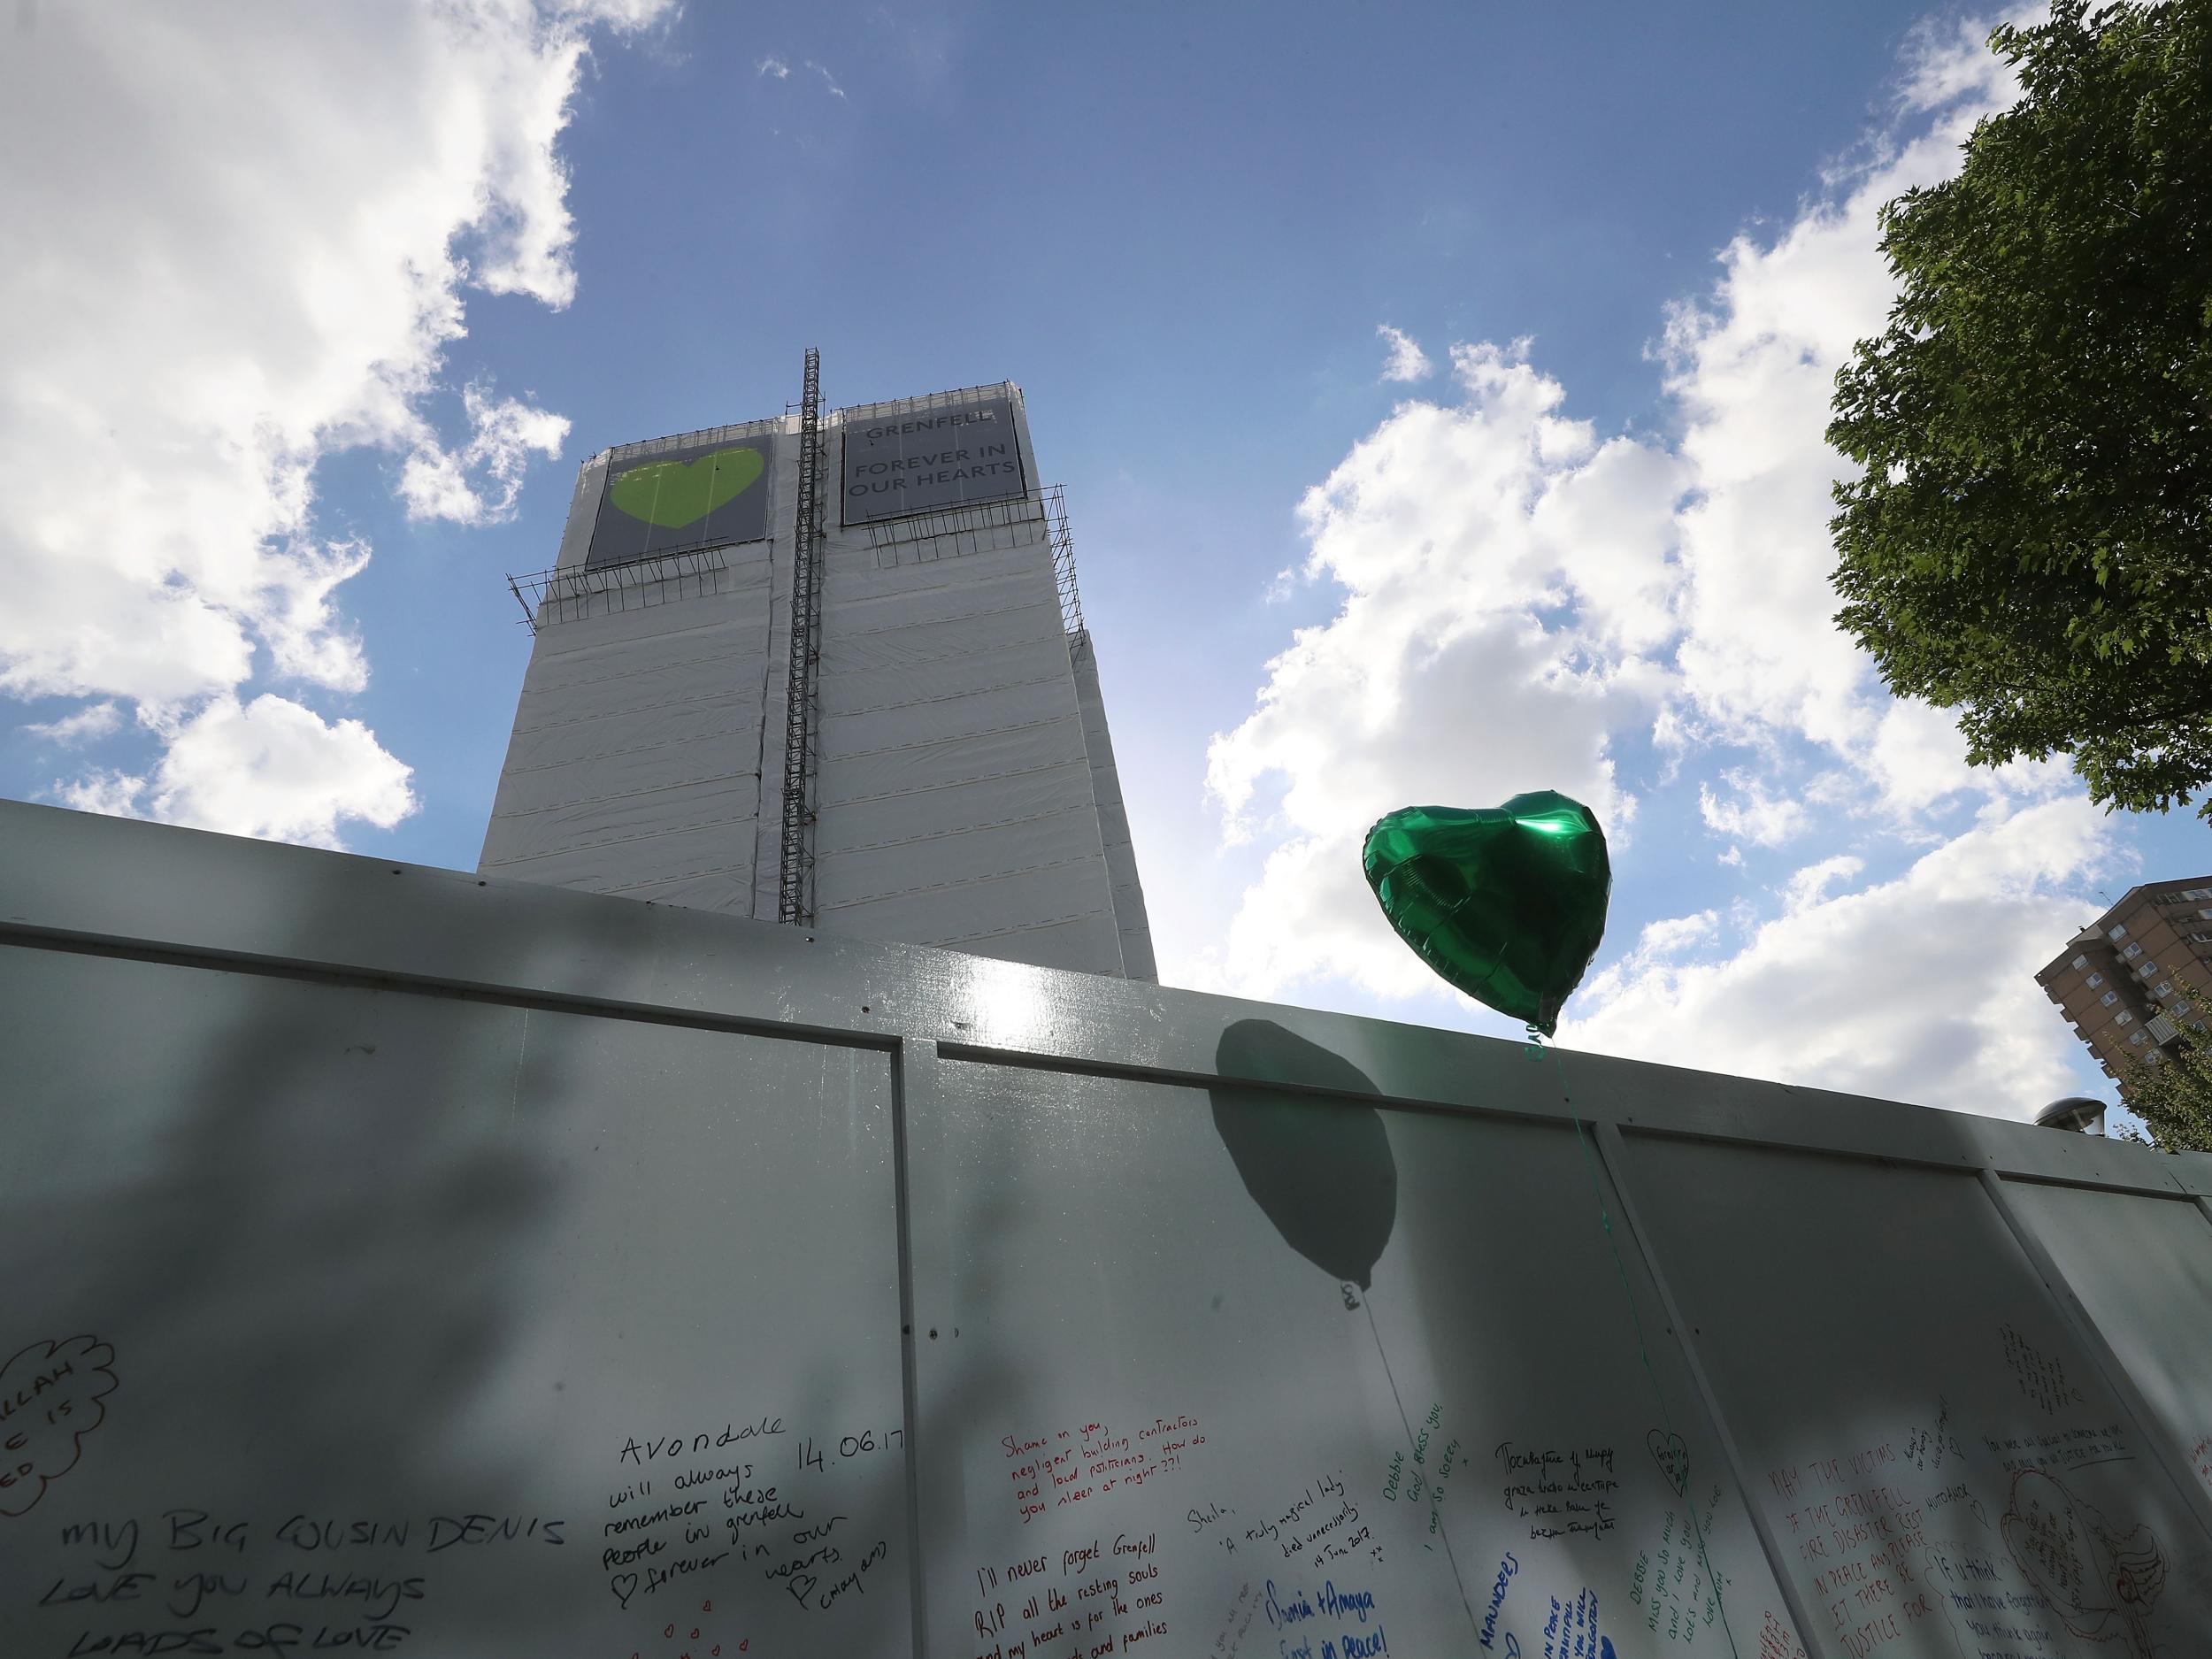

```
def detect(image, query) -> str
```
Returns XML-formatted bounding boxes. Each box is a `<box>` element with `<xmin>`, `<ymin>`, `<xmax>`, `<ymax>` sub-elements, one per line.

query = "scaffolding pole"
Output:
<box><xmin>778</xmin><ymin>347</ymin><xmax>825</xmax><ymax>926</ymax></box>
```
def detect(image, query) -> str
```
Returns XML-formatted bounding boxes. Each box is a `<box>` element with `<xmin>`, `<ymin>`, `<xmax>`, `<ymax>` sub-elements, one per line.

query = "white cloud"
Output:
<box><xmin>1782</xmin><ymin>853</ymin><xmax>1863</xmax><ymax>913</ymax></box>
<box><xmin>56</xmin><ymin>770</ymin><xmax>150</xmax><ymax>822</ymax></box>
<box><xmin>0</xmin><ymin>1</ymin><xmax>666</xmax><ymax>843</ymax></box>
<box><xmin>1658</xmin><ymin>27</ymin><xmax>2021</xmax><ymax>770</ymax></box>
<box><xmin>1635</xmin><ymin>910</ymin><xmax>1722</xmax><ymax>959</ymax></box>
<box><xmin>257</xmin><ymin>539</ymin><xmax>375</xmax><ymax>695</ymax></box>
<box><xmin>1203</xmin><ymin>342</ymin><xmax>1664</xmax><ymax>1000</ymax></box>
<box><xmin>398</xmin><ymin>385</ymin><xmax>572</xmax><ymax>526</ymax></box>
<box><xmin>58</xmin><ymin>695</ymin><xmax>416</xmax><ymax>849</ymax></box>
<box><xmin>805</xmin><ymin>59</ymin><xmax>849</xmax><ymax>99</ymax></box>
<box><xmin>757</xmin><ymin>55</ymin><xmax>790</xmax><ymax>78</ymax></box>
<box><xmin>1894</xmin><ymin>6</ymin><xmax>2038</xmax><ymax>114</ymax></box>
<box><xmin>26</xmin><ymin>702</ymin><xmax>122</xmax><ymax>746</ymax></box>
<box><xmin>1865</xmin><ymin>697</ymin><xmax>1982</xmax><ymax>817</ymax></box>
<box><xmin>1207</xmin><ymin>616</ymin><xmax>1635</xmax><ymax>1002</ymax></box>
<box><xmin>1698</xmin><ymin>772</ymin><xmax>1809</xmax><ymax>847</ymax></box>
<box><xmin>1565</xmin><ymin>800</ymin><xmax>2112</xmax><ymax>1117</ymax></box>
<box><xmin>1195</xmin><ymin>12</ymin><xmax>2115</xmax><ymax>1116</ymax></box>
<box><xmin>1376</xmin><ymin>325</ymin><xmax>1433</xmax><ymax>383</ymax></box>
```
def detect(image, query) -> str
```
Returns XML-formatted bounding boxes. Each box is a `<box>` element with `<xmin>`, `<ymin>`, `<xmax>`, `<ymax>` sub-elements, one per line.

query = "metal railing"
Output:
<box><xmin>1042</xmin><ymin>484</ymin><xmax>1087</xmax><ymax>641</ymax></box>
<box><xmin>504</xmin><ymin>545</ymin><xmax>733</xmax><ymax>634</ymax></box>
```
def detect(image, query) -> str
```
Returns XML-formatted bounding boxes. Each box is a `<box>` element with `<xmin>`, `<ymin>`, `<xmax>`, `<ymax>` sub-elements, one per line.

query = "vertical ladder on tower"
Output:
<box><xmin>779</xmin><ymin>347</ymin><xmax>825</xmax><ymax>925</ymax></box>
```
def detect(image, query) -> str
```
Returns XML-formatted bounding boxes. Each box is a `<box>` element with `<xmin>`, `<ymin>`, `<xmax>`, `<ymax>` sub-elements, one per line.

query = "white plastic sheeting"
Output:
<box><xmin>810</xmin><ymin>492</ymin><xmax>1123</xmax><ymax>974</ymax></box>
<box><xmin>478</xmin><ymin>384</ymin><xmax>1151</xmax><ymax>979</ymax></box>
<box><xmin>1072</xmin><ymin>631</ymin><xmax>1158</xmax><ymax>981</ymax></box>
<box><xmin>479</xmin><ymin>441</ymin><xmax>779</xmax><ymax>912</ymax></box>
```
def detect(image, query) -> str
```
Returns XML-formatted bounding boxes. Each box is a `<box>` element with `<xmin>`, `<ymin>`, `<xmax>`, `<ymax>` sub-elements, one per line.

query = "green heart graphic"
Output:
<box><xmin>607</xmin><ymin>446</ymin><xmax>764</xmax><ymax>529</ymax></box>
<box><xmin>1362</xmin><ymin>792</ymin><xmax>1611</xmax><ymax>1037</ymax></box>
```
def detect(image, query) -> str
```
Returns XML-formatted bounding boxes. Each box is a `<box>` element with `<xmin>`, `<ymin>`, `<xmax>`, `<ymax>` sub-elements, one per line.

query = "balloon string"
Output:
<box><xmin>1532</xmin><ymin>1026</ymin><xmax>1743</xmax><ymax>1659</ymax></box>
<box><xmin>1361</xmin><ymin>1294</ymin><xmax>1482</xmax><ymax>1640</ymax></box>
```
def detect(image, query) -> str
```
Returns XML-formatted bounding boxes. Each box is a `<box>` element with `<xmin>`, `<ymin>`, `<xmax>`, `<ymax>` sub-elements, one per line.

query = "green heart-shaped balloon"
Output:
<box><xmin>608</xmin><ymin>445</ymin><xmax>765</xmax><ymax>529</ymax></box>
<box><xmin>1362</xmin><ymin>792</ymin><xmax>1610</xmax><ymax>1037</ymax></box>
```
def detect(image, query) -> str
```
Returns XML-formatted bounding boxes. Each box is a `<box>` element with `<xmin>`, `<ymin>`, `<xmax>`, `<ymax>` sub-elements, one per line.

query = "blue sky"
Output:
<box><xmin>2</xmin><ymin>1</ymin><xmax>2200</xmax><ymax>1118</ymax></box>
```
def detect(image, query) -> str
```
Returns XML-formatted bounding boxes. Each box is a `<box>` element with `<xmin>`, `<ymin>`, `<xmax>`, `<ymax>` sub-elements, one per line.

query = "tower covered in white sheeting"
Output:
<box><xmin>480</xmin><ymin>372</ymin><xmax>1156</xmax><ymax>980</ymax></box>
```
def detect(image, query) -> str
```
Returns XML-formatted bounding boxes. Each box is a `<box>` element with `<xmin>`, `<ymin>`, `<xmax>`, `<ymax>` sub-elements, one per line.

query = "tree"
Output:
<box><xmin>1828</xmin><ymin>0</ymin><xmax>2212</xmax><ymax>819</ymax></box>
<box><xmin>2123</xmin><ymin>978</ymin><xmax>2212</xmax><ymax>1151</ymax></box>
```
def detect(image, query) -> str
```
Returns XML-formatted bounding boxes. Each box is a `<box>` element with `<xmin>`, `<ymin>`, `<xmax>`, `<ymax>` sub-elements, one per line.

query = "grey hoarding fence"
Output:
<box><xmin>4</xmin><ymin>796</ymin><xmax>2211</xmax><ymax>1659</ymax></box>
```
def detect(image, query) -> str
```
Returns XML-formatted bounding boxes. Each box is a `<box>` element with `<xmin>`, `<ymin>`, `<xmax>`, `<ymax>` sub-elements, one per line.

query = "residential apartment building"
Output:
<box><xmin>2036</xmin><ymin>879</ymin><xmax>2212</xmax><ymax>1088</ymax></box>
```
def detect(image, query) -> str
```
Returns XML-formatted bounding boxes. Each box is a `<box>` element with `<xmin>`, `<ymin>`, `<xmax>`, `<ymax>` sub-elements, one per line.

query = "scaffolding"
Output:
<box><xmin>778</xmin><ymin>348</ymin><xmax>825</xmax><ymax>926</ymax></box>
<box><xmin>1042</xmin><ymin>482</ymin><xmax>1087</xmax><ymax>642</ymax></box>
<box><xmin>504</xmin><ymin>545</ymin><xmax>733</xmax><ymax>634</ymax></box>
<box><xmin>861</xmin><ymin>478</ymin><xmax>1087</xmax><ymax>645</ymax></box>
<box><xmin>835</xmin><ymin>379</ymin><xmax>1023</xmax><ymax>431</ymax></box>
<box><xmin>864</xmin><ymin>492</ymin><xmax>1049</xmax><ymax>572</ymax></box>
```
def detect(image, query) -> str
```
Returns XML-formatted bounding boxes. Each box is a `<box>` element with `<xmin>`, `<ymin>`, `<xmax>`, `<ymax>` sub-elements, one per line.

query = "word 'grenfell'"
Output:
<box><xmin>855</xmin><ymin>409</ymin><xmax>1001</xmax><ymax>442</ymax></box>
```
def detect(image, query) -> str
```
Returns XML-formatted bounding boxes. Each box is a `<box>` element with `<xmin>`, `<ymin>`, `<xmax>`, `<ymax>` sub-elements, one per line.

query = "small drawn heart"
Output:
<box><xmin>611</xmin><ymin>1571</ymin><xmax>639</xmax><ymax>1609</ymax></box>
<box><xmin>1647</xmin><ymin>1428</ymin><xmax>1688</xmax><ymax>1495</ymax></box>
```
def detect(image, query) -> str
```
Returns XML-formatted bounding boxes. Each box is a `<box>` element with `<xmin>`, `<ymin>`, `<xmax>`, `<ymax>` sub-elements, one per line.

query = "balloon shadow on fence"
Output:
<box><xmin>1206</xmin><ymin>1018</ymin><xmax>1398</xmax><ymax>1294</ymax></box>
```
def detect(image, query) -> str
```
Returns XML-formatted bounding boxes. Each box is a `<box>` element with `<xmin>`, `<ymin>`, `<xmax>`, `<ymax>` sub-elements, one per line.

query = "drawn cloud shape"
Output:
<box><xmin>2002</xmin><ymin>1468</ymin><xmax>2164</xmax><ymax>1650</ymax></box>
<box><xmin>0</xmin><ymin>1335</ymin><xmax>119</xmax><ymax>1517</ymax></box>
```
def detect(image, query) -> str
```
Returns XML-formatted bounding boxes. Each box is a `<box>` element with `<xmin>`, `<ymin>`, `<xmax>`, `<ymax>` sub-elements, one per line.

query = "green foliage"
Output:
<box><xmin>2123</xmin><ymin>978</ymin><xmax>2212</xmax><ymax>1152</ymax></box>
<box><xmin>1829</xmin><ymin>0</ymin><xmax>2212</xmax><ymax>819</ymax></box>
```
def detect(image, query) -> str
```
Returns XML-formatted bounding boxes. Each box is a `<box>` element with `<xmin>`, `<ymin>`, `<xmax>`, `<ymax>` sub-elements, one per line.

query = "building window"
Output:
<box><xmin>2176</xmin><ymin>1001</ymin><xmax>2194</xmax><ymax>1018</ymax></box>
<box><xmin>2149</xmin><ymin>1048</ymin><xmax>2168</xmax><ymax>1066</ymax></box>
<box><xmin>2115</xmin><ymin>1010</ymin><xmax>2134</xmax><ymax>1026</ymax></box>
<box><xmin>2072</xmin><ymin>954</ymin><xmax>2090</xmax><ymax>972</ymax></box>
<box><xmin>2130</xmin><ymin>1030</ymin><xmax>2150</xmax><ymax>1045</ymax></box>
<box><xmin>2124</xmin><ymin>941</ymin><xmax>2144</xmax><ymax>958</ymax></box>
<box><xmin>2086</xmin><ymin>972</ymin><xmax>2104</xmax><ymax>987</ymax></box>
<box><xmin>2109</xmin><ymin>924</ymin><xmax>2129</xmax><ymax>940</ymax></box>
<box><xmin>2101</xmin><ymin>991</ymin><xmax>2119</xmax><ymax>1006</ymax></box>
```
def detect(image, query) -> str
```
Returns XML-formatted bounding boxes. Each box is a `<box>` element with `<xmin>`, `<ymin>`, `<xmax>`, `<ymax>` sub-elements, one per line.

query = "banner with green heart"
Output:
<box><xmin>587</xmin><ymin>436</ymin><xmax>774</xmax><ymax>569</ymax></box>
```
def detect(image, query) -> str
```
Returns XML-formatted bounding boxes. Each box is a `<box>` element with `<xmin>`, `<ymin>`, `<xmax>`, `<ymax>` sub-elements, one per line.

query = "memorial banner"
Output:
<box><xmin>588</xmin><ymin>434</ymin><xmax>775</xmax><ymax>567</ymax></box>
<box><xmin>840</xmin><ymin>396</ymin><xmax>1025</xmax><ymax>526</ymax></box>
